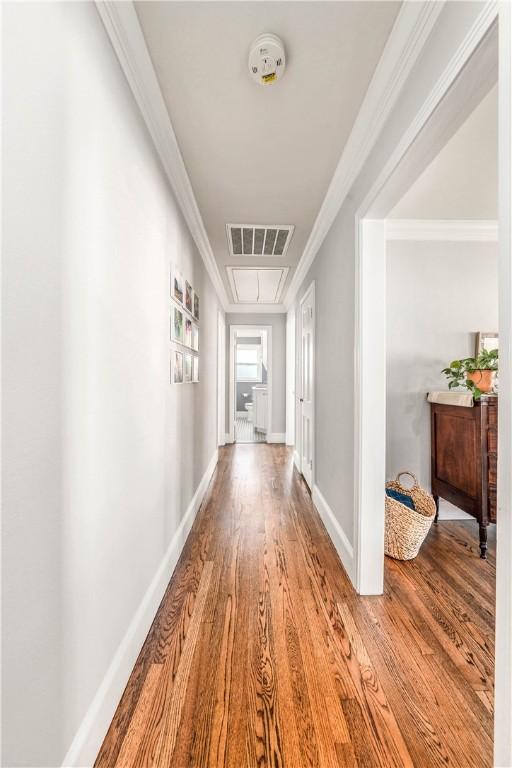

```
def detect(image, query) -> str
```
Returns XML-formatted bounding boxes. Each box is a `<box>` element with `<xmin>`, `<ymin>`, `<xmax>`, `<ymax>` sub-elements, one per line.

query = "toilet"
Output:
<box><xmin>245</xmin><ymin>402</ymin><xmax>254</xmax><ymax>423</ymax></box>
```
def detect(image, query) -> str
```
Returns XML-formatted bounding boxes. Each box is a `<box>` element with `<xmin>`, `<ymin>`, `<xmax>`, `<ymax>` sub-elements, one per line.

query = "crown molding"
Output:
<box><xmin>283</xmin><ymin>1</ymin><xmax>445</xmax><ymax>309</ymax></box>
<box><xmin>386</xmin><ymin>219</ymin><xmax>498</xmax><ymax>241</ymax></box>
<box><xmin>95</xmin><ymin>1</ymin><xmax>230</xmax><ymax>310</ymax></box>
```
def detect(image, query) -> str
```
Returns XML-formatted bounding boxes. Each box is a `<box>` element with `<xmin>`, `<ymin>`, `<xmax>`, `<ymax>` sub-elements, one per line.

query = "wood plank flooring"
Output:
<box><xmin>95</xmin><ymin>444</ymin><xmax>495</xmax><ymax>768</ymax></box>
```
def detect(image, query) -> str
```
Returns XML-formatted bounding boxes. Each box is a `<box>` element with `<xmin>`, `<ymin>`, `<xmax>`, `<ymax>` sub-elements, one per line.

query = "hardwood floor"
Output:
<box><xmin>95</xmin><ymin>444</ymin><xmax>495</xmax><ymax>768</ymax></box>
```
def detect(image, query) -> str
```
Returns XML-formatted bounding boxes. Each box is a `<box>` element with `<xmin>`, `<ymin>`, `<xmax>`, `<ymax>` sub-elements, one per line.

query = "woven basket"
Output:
<box><xmin>385</xmin><ymin>471</ymin><xmax>436</xmax><ymax>560</ymax></box>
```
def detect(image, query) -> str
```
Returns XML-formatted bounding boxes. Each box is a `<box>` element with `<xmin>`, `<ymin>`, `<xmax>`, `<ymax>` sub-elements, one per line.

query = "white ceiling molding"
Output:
<box><xmin>95</xmin><ymin>1</ymin><xmax>230</xmax><ymax>309</ymax></box>
<box><xmin>386</xmin><ymin>219</ymin><xmax>498</xmax><ymax>242</ymax></box>
<box><xmin>283</xmin><ymin>1</ymin><xmax>445</xmax><ymax>309</ymax></box>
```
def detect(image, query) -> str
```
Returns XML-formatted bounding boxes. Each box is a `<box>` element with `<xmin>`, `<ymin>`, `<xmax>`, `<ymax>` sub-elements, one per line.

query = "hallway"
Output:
<box><xmin>95</xmin><ymin>445</ymin><xmax>495</xmax><ymax>768</ymax></box>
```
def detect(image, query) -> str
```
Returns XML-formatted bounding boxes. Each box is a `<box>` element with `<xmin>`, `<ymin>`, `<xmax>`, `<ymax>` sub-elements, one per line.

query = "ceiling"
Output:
<box><xmin>135</xmin><ymin>1</ymin><xmax>401</xmax><ymax>305</ymax></box>
<box><xmin>391</xmin><ymin>84</ymin><xmax>498</xmax><ymax>220</ymax></box>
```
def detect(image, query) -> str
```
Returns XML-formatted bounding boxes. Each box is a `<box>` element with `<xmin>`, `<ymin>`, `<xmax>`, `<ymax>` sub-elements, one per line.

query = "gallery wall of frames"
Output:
<box><xmin>171</xmin><ymin>266</ymin><xmax>200</xmax><ymax>384</ymax></box>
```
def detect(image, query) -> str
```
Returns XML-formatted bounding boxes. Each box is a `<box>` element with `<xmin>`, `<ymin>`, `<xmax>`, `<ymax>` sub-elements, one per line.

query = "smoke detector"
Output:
<box><xmin>248</xmin><ymin>33</ymin><xmax>286</xmax><ymax>85</ymax></box>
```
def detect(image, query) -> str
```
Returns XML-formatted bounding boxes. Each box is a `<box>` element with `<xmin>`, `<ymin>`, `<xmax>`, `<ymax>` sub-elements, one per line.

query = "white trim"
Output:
<box><xmin>217</xmin><ymin>311</ymin><xmax>226</xmax><ymax>448</ymax></box>
<box><xmin>225</xmin><ymin>303</ymin><xmax>286</xmax><ymax>314</ymax></box>
<box><xmin>286</xmin><ymin>309</ymin><xmax>296</xmax><ymax>446</ymax></box>
<box><xmin>61</xmin><ymin>450</ymin><xmax>219</xmax><ymax>767</ymax></box>
<box><xmin>293</xmin><ymin>450</ymin><xmax>301</xmax><ymax>471</ymax></box>
<box><xmin>229</xmin><ymin>325</ymin><xmax>272</xmax><ymax>444</ymax></box>
<box><xmin>224</xmin><ymin>433</ymin><xmax>233</xmax><ymax>445</ymax></box>
<box><xmin>312</xmin><ymin>485</ymin><xmax>354</xmax><ymax>584</ymax></box>
<box><xmin>95</xmin><ymin>2</ymin><xmax>229</xmax><ymax>310</ymax></box>
<box><xmin>495</xmin><ymin>4</ymin><xmax>512</xmax><ymax>765</ymax></box>
<box><xmin>353</xmin><ymin>220</ymin><xmax>387</xmax><ymax>595</ymax></box>
<box><xmin>386</xmin><ymin>219</ymin><xmax>499</xmax><ymax>241</ymax></box>
<box><xmin>354</xmin><ymin>1</ymin><xmax>499</xmax><ymax>597</ymax></box>
<box><xmin>283</xmin><ymin>1</ymin><xmax>444</xmax><ymax>309</ymax></box>
<box><xmin>267</xmin><ymin>433</ymin><xmax>286</xmax><ymax>444</ymax></box>
<box><xmin>298</xmin><ymin>281</ymin><xmax>315</xmax><ymax>488</ymax></box>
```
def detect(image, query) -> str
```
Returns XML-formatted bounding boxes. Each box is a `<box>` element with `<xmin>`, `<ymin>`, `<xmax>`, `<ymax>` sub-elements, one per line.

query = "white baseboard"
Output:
<box><xmin>224</xmin><ymin>432</ymin><xmax>233</xmax><ymax>444</ymax></box>
<box><xmin>312</xmin><ymin>484</ymin><xmax>355</xmax><ymax>586</ymax></box>
<box><xmin>62</xmin><ymin>450</ymin><xmax>219</xmax><ymax>767</ymax></box>
<box><xmin>267</xmin><ymin>432</ymin><xmax>286</xmax><ymax>443</ymax></box>
<box><xmin>293</xmin><ymin>450</ymin><xmax>301</xmax><ymax>471</ymax></box>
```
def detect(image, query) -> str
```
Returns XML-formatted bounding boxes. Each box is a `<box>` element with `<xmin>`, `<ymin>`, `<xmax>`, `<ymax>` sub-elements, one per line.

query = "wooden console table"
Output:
<box><xmin>430</xmin><ymin>397</ymin><xmax>497</xmax><ymax>558</ymax></box>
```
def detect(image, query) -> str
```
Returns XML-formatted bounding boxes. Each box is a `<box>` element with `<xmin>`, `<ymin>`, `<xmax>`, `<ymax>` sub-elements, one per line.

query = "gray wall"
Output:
<box><xmin>2</xmin><ymin>4</ymin><xmax>220</xmax><ymax>764</ymax></box>
<box><xmin>294</xmin><ymin>200</ymin><xmax>357</xmax><ymax>539</ymax></box>
<box><xmin>386</xmin><ymin>240</ymin><xmax>498</xmax><ymax>488</ymax></box>
<box><xmin>226</xmin><ymin>314</ymin><xmax>286</xmax><ymax>436</ymax></box>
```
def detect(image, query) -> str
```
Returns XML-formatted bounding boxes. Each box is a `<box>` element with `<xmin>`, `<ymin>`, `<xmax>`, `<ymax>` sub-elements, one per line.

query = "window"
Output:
<box><xmin>236</xmin><ymin>345</ymin><xmax>262</xmax><ymax>382</ymax></box>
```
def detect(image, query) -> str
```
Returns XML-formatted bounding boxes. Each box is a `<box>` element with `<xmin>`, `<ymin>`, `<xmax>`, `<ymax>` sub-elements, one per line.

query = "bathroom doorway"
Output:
<box><xmin>228</xmin><ymin>326</ymin><xmax>272</xmax><ymax>444</ymax></box>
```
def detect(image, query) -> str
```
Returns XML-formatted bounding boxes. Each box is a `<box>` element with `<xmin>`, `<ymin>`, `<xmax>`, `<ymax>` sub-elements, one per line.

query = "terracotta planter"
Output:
<box><xmin>466</xmin><ymin>369</ymin><xmax>496</xmax><ymax>393</ymax></box>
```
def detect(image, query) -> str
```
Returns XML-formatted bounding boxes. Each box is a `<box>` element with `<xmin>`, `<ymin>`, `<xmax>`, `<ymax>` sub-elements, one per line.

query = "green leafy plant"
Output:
<box><xmin>442</xmin><ymin>348</ymin><xmax>498</xmax><ymax>400</ymax></box>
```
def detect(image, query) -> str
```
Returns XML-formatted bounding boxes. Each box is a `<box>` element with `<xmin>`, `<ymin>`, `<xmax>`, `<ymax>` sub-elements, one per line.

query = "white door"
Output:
<box><xmin>300</xmin><ymin>285</ymin><xmax>314</xmax><ymax>489</ymax></box>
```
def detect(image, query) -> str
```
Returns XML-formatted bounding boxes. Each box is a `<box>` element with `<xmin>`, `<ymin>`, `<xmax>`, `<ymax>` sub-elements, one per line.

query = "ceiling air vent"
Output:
<box><xmin>226</xmin><ymin>224</ymin><xmax>294</xmax><ymax>258</ymax></box>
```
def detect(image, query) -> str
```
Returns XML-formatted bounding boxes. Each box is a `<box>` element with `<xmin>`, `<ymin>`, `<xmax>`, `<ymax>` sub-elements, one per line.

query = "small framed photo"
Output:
<box><xmin>171</xmin><ymin>303</ymin><xmax>184</xmax><ymax>344</ymax></box>
<box><xmin>172</xmin><ymin>349</ymin><xmax>183</xmax><ymax>383</ymax></box>
<box><xmin>475</xmin><ymin>331</ymin><xmax>499</xmax><ymax>356</ymax></box>
<box><xmin>192</xmin><ymin>355</ymin><xmax>199</xmax><ymax>383</ymax></box>
<box><xmin>171</xmin><ymin>267</ymin><xmax>184</xmax><ymax>305</ymax></box>
<box><xmin>192</xmin><ymin>324</ymin><xmax>199</xmax><ymax>352</ymax></box>
<box><xmin>184</xmin><ymin>317</ymin><xmax>193</xmax><ymax>348</ymax></box>
<box><xmin>185</xmin><ymin>280</ymin><xmax>193</xmax><ymax>314</ymax></box>
<box><xmin>184</xmin><ymin>352</ymin><xmax>193</xmax><ymax>383</ymax></box>
<box><xmin>193</xmin><ymin>290</ymin><xmax>199</xmax><ymax>321</ymax></box>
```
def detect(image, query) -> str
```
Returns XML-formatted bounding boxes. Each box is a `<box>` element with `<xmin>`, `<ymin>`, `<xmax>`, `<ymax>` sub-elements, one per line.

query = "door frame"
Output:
<box><xmin>217</xmin><ymin>310</ymin><xmax>226</xmax><ymax>447</ymax></box>
<box><xmin>228</xmin><ymin>325</ymin><xmax>272</xmax><ymax>443</ymax></box>
<box><xmin>297</xmin><ymin>281</ymin><xmax>315</xmax><ymax>487</ymax></box>
<box><xmin>353</xmin><ymin>6</ymin><xmax>511</xmax><ymax>764</ymax></box>
<box><xmin>354</xmin><ymin>4</ymin><xmax>500</xmax><ymax>593</ymax></box>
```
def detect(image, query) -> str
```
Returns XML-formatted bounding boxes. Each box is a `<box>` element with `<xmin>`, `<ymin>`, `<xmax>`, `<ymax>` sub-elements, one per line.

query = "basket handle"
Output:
<box><xmin>396</xmin><ymin>471</ymin><xmax>419</xmax><ymax>489</ymax></box>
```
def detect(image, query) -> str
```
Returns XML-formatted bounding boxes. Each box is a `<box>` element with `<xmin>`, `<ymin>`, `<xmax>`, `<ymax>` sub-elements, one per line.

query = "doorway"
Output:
<box><xmin>354</xmin><ymin>13</ymin><xmax>512</xmax><ymax>764</ymax></box>
<box><xmin>229</xmin><ymin>325</ymin><xmax>272</xmax><ymax>444</ymax></box>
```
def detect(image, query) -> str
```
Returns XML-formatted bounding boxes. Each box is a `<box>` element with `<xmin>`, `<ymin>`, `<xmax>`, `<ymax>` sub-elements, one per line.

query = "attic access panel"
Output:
<box><xmin>227</xmin><ymin>266</ymin><xmax>289</xmax><ymax>304</ymax></box>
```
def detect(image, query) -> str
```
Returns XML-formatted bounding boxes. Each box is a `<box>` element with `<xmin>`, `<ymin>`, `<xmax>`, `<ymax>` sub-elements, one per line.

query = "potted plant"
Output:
<box><xmin>442</xmin><ymin>348</ymin><xmax>498</xmax><ymax>400</ymax></box>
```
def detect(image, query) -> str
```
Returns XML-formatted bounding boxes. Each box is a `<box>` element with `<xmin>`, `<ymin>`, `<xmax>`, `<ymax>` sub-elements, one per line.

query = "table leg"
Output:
<box><xmin>434</xmin><ymin>494</ymin><xmax>439</xmax><ymax>524</ymax></box>
<box><xmin>479</xmin><ymin>523</ymin><xmax>488</xmax><ymax>559</ymax></box>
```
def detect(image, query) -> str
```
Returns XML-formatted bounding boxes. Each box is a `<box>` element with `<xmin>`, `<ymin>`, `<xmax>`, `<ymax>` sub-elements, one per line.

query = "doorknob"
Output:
<box><xmin>299</xmin><ymin>398</ymin><xmax>304</xmax><ymax>403</ymax></box>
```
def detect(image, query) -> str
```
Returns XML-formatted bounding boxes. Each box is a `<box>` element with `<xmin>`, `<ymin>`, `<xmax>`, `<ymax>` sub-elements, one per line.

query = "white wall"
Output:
<box><xmin>391</xmin><ymin>85</ymin><xmax>497</xmax><ymax>220</ymax></box>
<box><xmin>225</xmin><ymin>313</ymin><xmax>287</xmax><ymax>437</ymax></box>
<box><xmin>386</xmin><ymin>240</ymin><xmax>498</xmax><ymax>488</ymax></box>
<box><xmin>2</xmin><ymin>4</ymin><xmax>220</xmax><ymax>765</ymax></box>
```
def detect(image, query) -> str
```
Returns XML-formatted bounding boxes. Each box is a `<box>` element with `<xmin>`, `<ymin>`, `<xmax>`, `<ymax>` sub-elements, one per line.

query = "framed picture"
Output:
<box><xmin>192</xmin><ymin>324</ymin><xmax>199</xmax><ymax>352</ymax></box>
<box><xmin>193</xmin><ymin>290</ymin><xmax>200</xmax><ymax>321</ymax></box>
<box><xmin>171</xmin><ymin>303</ymin><xmax>184</xmax><ymax>344</ymax></box>
<box><xmin>184</xmin><ymin>353</ymin><xmax>193</xmax><ymax>383</ymax></box>
<box><xmin>475</xmin><ymin>331</ymin><xmax>499</xmax><ymax>356</ymax></box>
<box><xmin>192</xmin><ymin>355</ymin><xmax>199</xmax><ymax>383</ymax></box>
<box><xmin>171</xmin><ymin>268</ymin><xmax>184</xmax><ymax>305</ymax></box>
<box><xmin>185</xmin><ymin>280</ymin><xmax>193</xmax><ymax>314</ymax></box>
<box><xmin>172</xmin><ymin>349</ymin><xmax>183</xmax><ymax>383</ymax></box>
<box><xmin>184</xmin><ymin>317</ymin><xmax>193</xmax><ymax>348</ymax></box>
